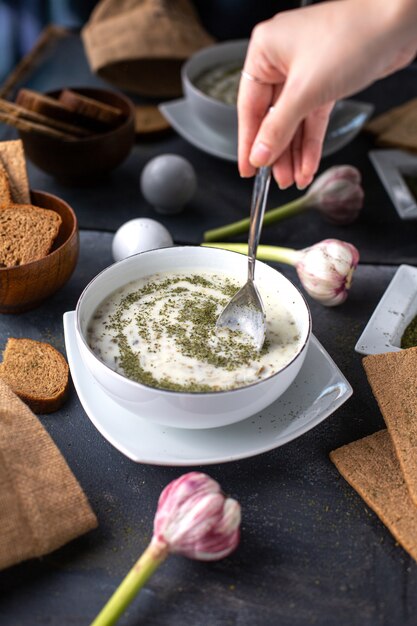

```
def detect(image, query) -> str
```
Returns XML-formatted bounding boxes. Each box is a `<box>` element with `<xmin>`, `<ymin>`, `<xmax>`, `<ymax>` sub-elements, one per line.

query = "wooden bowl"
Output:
<box><xmin>0</xmin><ymin>190</ymin><xmax>79</xmax><ymax>313</ymax></box>
<box><xmin>18</xmin><ymin>87</ymin><xmax>135</xmax><ymax>185</ymax></box>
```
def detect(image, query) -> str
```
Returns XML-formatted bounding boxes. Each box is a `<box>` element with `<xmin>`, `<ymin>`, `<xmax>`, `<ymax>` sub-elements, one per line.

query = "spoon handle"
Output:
<box><xmin>247</xmin><ymin>165</ymin><xmax>271</xmax><ymax>282</ymax></box>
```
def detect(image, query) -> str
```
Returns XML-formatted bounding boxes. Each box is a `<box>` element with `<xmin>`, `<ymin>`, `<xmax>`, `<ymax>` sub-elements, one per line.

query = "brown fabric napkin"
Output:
<box><xmin>82</xmin><ymin>0</ymin><xmax>215</xmax><ymax>97</ymax></box>
<box><xmin>0</xmin><ymin>379</ymin><xmax>97</xmax><ymax>570</ymax></box>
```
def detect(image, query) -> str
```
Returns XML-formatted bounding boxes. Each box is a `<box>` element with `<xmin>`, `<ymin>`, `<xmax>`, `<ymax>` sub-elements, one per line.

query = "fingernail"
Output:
<box><xmin>301</xmin><ymin>171</ymin><xmax>314</xmax><ymax>186</ymax></box>
<box><xmin>250</xmin><ymin>142</ymin><xmax>271</xmax><ymax>167</ymax></box>
<box><xmin>296</xmin><ymin>182</ymin><xmax>308</xmax><ymax>191</ymax></box>
<box><xmin>297</xmin><ymin>175</ymin><xmax>313</xmax><ymax>190</ymax></box>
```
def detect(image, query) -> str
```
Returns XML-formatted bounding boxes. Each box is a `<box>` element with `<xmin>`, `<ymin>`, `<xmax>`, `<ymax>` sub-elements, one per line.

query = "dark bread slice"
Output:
<box><xmin>0</xmin><ymin>164</ymin><xmax>62</xmax><ymax>266</ymax></box>
<box><xmin>0</xmin><ymin>164</ymin><xmax>13</xmax><ymax>208</ymax></box>
<box><xmin>0</xmin><ymin>338</ymin><xmax>69</xmax><ymax>413</ymax></box>
<box><xmin>0</xmin><ymin>109</ymin><xmax>76</xmax><ymax>140</ymax></box>
<box><xmin>0</xmin><ymin>204</ymin><xmax>62</xmax><ymax>267</ymax></box>
<box><xmin>59</xmin><ymin>89</ymin><xmax>125</xmax><ymax>128</ymax></box>
<box><xmin>16</xmin><ymin>88</ymin><xmax>105</xmax><ymax>133</ymax></box>
<box><xmin>0</xmin><ymin>139</ymin><xmax>30</xmax><ymax>204</ymax></box>
<box><xmin>16</xmin><ymin>88</ymin><xmax>86</xmax><ymax>125</ymax></box>
<box><xmin>0</xmin><ymin>98</ymin><xmax>91</xmax><ymax>138</ymax></box>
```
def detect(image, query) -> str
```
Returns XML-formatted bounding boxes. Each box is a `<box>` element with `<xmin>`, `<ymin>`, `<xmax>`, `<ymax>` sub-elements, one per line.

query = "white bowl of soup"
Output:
<box><xmin>182</xmin><ymin>40</ymin><xmax>248</xmax><ymax>140</ymax></box>
<box><xmin>75</xmin><ymin>246</ymin><xmax>311</xmax><ymax>429</ymax></box>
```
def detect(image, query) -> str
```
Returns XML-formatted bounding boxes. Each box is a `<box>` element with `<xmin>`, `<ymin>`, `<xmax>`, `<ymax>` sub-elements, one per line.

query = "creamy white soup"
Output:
<box><xmin>194</xmin><ymin>63</ymin><xmax>241</xmax><ymax>105</ymax></box>
<box><xmin>87</xmin><ymin>271</ymin><xmax>302</xmax><ymax>392</ymax></box>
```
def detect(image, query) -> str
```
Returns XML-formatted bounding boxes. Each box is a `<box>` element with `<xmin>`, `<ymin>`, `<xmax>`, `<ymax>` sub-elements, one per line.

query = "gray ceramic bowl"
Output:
<box><xmin>181</xmin><ymin>40</ymin><xmax>374</xmax><ymax>158</ymax></box>
<box><xmin>182</xmin><ymin>39</ymin><xmax>248</xmax><ymax>139</ymax></box>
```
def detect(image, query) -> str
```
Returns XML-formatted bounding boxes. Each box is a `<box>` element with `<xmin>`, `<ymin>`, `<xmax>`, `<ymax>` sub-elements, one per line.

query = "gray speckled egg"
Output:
<box><xmin>140</xmin><ymin>154</ymin><xmax>197</xmax><ymax>214</ymax></box>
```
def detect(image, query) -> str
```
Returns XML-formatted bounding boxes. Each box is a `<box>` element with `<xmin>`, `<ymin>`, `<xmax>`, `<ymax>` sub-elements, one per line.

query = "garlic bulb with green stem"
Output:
<box><xmin>203</xmin><ymin>165</ymin><xmax>363</xmax><ymax>242</ymax></box>
<box><xmin>91</xmin><ymin>472</ymin><xmax>241</xmax><ymax>626</ymax></box>
<box><xmin>203</xmin><ymin>238</ymin><xmax>359</xmax><ymax>306</ymax></box>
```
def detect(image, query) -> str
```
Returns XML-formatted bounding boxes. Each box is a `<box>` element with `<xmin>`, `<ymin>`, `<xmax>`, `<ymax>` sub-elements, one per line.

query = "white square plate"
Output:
<box><xmin>355</xmin><ymin>264</ymin><xmax>417</xmax><ymax>355</ymax></box>
<box><xmin>64</xmin><ymin>311</ymin><xmax>352</xmax><ymax>466</ymax></box>
<box><xmin>369</xmin><ymin>149</ymin><xmax>417</xmax><ymax>220</ymax></box>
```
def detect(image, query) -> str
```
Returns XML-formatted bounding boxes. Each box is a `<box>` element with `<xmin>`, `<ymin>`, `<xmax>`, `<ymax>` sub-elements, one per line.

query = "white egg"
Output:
<box><xmin>112</xmin><ymin>218</ymin><xmax>174</xmax><ymax>262</ymax></box>
<box><xmin>140</xmin><ymin>154</ymin><xmax>197</xmax><ymax>214</ymax></box>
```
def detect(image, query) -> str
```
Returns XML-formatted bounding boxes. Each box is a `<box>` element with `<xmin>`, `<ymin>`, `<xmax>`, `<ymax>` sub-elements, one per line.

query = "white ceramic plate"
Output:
<box><xmin>355</xmin><ymin>264</ymin><xmax>417</xmax><ymax>355</ymax></box>
<box><xmin>64</xmin><ymin>311</ymin><xmax>352</xmax><ymax>466</ymax></box>
<box><xmin>160</xmin><ymin>98</ymin><xmax>374</xmax><ymax>162</ymax></box>
<box><xmin>160</xmin><ymin>98</ymin><xmax>237</xmax><ymax>162</ymax></box>
<box><xmin>369</xmin><ymin>150</ymin><xmax>417</xmax><ymax>220</ymax></box>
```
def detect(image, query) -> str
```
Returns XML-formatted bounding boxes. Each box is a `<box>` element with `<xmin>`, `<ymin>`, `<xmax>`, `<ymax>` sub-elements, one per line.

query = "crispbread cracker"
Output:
<box><xmin>365</xmin><ymin>98</ymin><xmax>417</xmax><ymax>136</ymax></box>
<box><xmin>377</xmin><ymin>104</ymin><xmax>417</xmax><ymax>152</ymax></box>
<box><xmin>0</xmin><ymin>140</ymin><xmax>30</xmax><ymax>204</ymax></box>
<box><xmin>363</xmin><ymin>347</ymin><xmax>417</xmax><ymax>506</ymax></box>
<box><xmin>330</xmin><ymin>430</ymin><xmax>417</xmax><ymax>562</ymax></box>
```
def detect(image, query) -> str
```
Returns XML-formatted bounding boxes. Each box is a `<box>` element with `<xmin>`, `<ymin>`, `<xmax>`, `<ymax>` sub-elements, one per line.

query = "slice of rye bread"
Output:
<box><xmin>0</xmin><ymin>338</ymin><xmax>69</xmax><ymax>413</ymax></box>
<box><xmin>0</xmin><ymin>139</ymin><xmax>30</xmax><ymax>204</ymax></box>
<box><xmin>15</xmin><ymin>88</ymin><xmax>105</xmax><ymax>133</ymax></box>
<box><xmin>330</xmin><ymin>430</ymin><xmax>417</xmax><ymax>562</ymax></box>
<box><xmin>59</xmin><ymin>89</ymin><xmax>125</xmax><ymax>127</ymax></box>
<box><xmin>0</xmin><ymin>98</ymin><xmax>92</xmax><ymax>138</ymax></box>
<box><xmin>362</xmin><ymin>347</ymin><xmax>417</xmax><ymax>506</ymax></box>
<box><xmin>0</xmin><ymin>163</ymin><xmax>62</xmax><ymax>266</ymax></box>
<box><xmin>0</xmin><ymin>204</ymin><xmax>62</xmax><ymax>267</ymax></box>
<box><xmin>0</xmin><ymin>163</ymin><xmax>13</xmax><ymax>208</ymax></box>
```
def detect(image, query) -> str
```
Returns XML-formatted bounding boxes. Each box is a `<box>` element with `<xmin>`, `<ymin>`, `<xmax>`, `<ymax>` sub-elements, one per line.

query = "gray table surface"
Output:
<box><xmin>0</xmin><ymin>236</ymin><xmax>415</xmax><ymax>625</ymax></box>
<box><xmin>0</xmin><ymin>31</ymin><xmax>417</xmax><ymax>626</ymax></box>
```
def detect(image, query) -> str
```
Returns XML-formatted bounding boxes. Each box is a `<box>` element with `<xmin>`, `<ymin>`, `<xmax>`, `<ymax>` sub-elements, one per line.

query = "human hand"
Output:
<box><xmin>238</xmin><ymin>0</ymin><xmax>417</xmax><ymax>189</ymax></box>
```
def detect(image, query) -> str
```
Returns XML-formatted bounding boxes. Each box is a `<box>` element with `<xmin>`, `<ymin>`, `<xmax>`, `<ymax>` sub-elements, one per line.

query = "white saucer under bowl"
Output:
<box><xmin>64</xmin><ymin>311</ymin><xmax>352</xmax><ymax>466</ymax></box>
<box><xmin>355</xmin><ymin>264</ymin><xmax>417</xmax><ymax>355</ymax></box>
<box><xmin>160</xmin><ymin>98</ymin><xmax>237</xmax><ymax>162</ymax></box>
<box><xmin>159</xmin><ymin>98</ymin><xmax>374</xmax><ymax>162</ymax></box>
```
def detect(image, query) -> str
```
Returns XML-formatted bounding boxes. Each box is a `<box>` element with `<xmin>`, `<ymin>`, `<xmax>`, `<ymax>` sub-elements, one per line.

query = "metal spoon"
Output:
<box><xmin>216</xmin><ymin>165</ymin><xmax>272</xmax><ymax>350</ymax></box>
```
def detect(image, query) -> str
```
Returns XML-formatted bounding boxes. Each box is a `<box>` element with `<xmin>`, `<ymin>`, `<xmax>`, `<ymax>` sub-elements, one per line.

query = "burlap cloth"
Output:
<box><xmin>0</xmin><ymin>379</ymin><xmax>97</xmax><ymax>570</ymax></box>
<box><xmin>82</xmin><ymin>0</ymin><xmax>215</xmax><ymax>97</ymax></box>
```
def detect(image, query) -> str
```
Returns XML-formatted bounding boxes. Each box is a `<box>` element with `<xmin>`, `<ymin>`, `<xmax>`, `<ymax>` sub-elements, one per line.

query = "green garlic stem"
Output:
<box><xmin>203</xmin><ymin>196</ymin><xmax>307</xmax><ymax>242</ymax></box>
<box><xmin>90</xmin><ymin>538</ymin><xmax>169</xmax><ymax>626</ymax></box>
<box><xmin>202</xmin><ymin>242</ymin><xmax>301</xmax><ymax>266</ymax></box>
